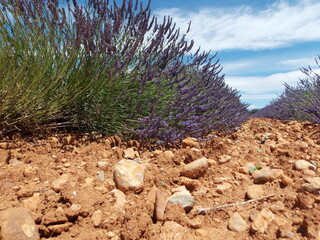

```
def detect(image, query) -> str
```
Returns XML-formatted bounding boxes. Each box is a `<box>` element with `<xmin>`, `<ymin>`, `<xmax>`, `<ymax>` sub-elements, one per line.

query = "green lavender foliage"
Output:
<box><xmin>0</xmin><ymin>0</ymin><xmax>249</xmax><ymax>141</ymax></box>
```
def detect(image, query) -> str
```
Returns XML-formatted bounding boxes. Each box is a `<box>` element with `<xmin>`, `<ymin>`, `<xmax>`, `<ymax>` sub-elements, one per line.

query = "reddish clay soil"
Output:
<box><xmin>0</xmin><ymin>118</ymin><xmax>319</xmax><ymax>240</ymax></box>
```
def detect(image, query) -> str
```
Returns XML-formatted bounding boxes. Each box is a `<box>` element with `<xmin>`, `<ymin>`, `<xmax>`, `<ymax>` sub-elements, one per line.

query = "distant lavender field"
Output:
<box><xmin>253</xmin><ymin>56</ymin><xmax>320</xmax><ymax>124</ymax></box>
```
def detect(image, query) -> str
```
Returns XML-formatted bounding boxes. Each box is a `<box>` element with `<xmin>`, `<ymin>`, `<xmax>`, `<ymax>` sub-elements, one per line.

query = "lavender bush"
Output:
<box><xmin>253</xmin><ymin>56</ymin><xmax>320</xmax><ymax>123</ymax></box>
<box><xmin>0</xmin><ymin>0</ymin><xmax>249</xmax><ymax>141</ymax></box>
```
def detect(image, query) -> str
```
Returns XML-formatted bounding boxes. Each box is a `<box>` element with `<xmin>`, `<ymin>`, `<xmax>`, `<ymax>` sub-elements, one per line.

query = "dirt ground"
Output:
<box><xmin>0</xmin><ymin>118</ymin><xmax>319</xmax><ymax>240</ymax></box>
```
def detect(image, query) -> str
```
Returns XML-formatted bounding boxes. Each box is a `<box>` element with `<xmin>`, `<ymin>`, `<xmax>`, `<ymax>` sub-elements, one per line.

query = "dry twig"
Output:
<box><xmin>194</xmin><ymin>194</ymin><xmax>276</xmax><ymax>213</ymax></box>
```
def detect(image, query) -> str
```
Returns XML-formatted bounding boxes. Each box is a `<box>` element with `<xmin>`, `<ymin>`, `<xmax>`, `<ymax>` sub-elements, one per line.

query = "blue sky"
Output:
<box><xmin>77</xmin><ymin>0</ymin><xmax>320</xmax><ymax>109</ymax></box>
<box><xmin>149</xmin><ymin>0</ymin><xmax>320</xmax><ymax>109</ymax></box>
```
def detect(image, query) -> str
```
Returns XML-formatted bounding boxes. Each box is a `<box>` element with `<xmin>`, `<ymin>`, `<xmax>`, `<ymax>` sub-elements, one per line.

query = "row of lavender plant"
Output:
<box><xmin>253</xmin><ymin>56</ymin><xmax>320</xmax><ymax>124</ymax></box>
<box><xmin>0</xmin><ymin>0</ymin><xmax>249</xmax><ymax>141</ymax></box>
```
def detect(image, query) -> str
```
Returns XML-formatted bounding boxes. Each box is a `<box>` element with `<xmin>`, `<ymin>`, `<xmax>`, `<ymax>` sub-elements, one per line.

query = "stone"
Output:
<box><xmin>180</xmin><ymin>177</ymin><xmax>200</xmax><ymax>191</ymax></box>
<box><xmin>296</xmin><ymin>141</ymin><xmax>309</xmax><ymax>151</ymax></box>
<box><xmin>84</xmin><ymin>178</ymin><xmax>94</xmax><ymax>186</ymax></box>
<box><xmin>208</xmin><ymin>159</ymin><xmax>216</xmax><ymax>166</ymax></box>
<box><xmin>65</xmin><ymin>204</ymin><xmax>81</xmax><ymax>220</ymax></box>
<box><xmin>195</xmin><ymin>229</ymin><xmax>207</xmax><ymax>237</ymax></box>
<box><xmin>0</xmin><ymin>207</ymin><xmax>40</xmax><ymax>240</ymax></box>
<box><xmin>23</xmin><ymin>166</ymin><xmax>39</xmax><ymax>178</ymax></box>
<box><xmin>91</xmin><ymin>210</ymin><xmax>102</xmax><ymax>227</ymax></box>
<box><xmin>246</xmin><ymin>185</ymin><xmax>264</xmax><ymax>199</ymax></box>
<box><xmin>302</xmin><ymin>169</ymin><xmax>316</xmax><ymax>177</ymax></box>
<box><xmin>70</xmin><ymin>204</ymin><xmax>81</xmax><ymax>212</ymax></box>
<box><xmin>253</xmin><ymin>169</ymin><xmax>284</xmax><ymax>184</ymax></box>
<box><xmin>294</xmin><ymin>160</ymin><xmax>316</xmax><ymax>171</ymax></box>
<box><xmin>300</xmin><ymin>177</ymin><xmax>320</xmax><ymax>193</ymax></box>
<box><xmin>167</xmin><ymin>186</ymin><xmax>195</xmax><ymax>211</ymax></box>
<box><xmin>218</xmin><ymin>155</ymin><xmax>232</xmax><ymax>164</ymax></box>
<box><xmin>109</xmin><ymin>189</ymin><xmax>127</xmax><ymax>213</ymax></box>
<box><xmin>163</xmin><ymin>151</ymin><xmax>175</xmax><ymax>160</ymax></box>
<box><xmin>228</xmin><ymin>212</ymin><xmax>247</xmax><ymax>232</ymax></box>
<box><xmin>245</xmin><ymin>163</ymin><xmax>257</xmax><ymax>174</ymax></box>
<box><xmin>187</xmin><ymin>148</ymin><xmax>203</xmax><ymax>162</ymax></box>
<box><xmin>216</xmin><ymin>182</ymin><xmax>232</xmax><ymax>194</ymax></box>
<box><xmin>273</xmin><ymin>216</ymin><xmax>288</xmax><ymax>227</ymax></box>
<box><xmin>269</xmin><ymin>201</ymin><xmax>286</xmax><ymax>212</ymax></box>
<box><xmin>9</xmin><ymin>158</ymin><xmax>22</xmax><ymax>166</ymax></box>
<box><xmin>0</xmin><ymin>142</ymin><xmax>9</xmax><ymax>149</ymax></box>
<box><xmin>181</xmin><ymin>137</ymin><xmax>200</xmax><ymax>149</ymax></box>
<box><xmin>280</xmin><ymin>230</ymin><xmax>295</xmax><ymax>238</ymax></box>
<box><xmin>17</xmin><ymin>186</ymin><xmax>34</xmax><ymax>198</ymax></box>
<box><xmin>42</xmin><ymin>207</ymin><xmax>68</xmax><ymax>225</ymax></box>
<box><xmin>21</xmin><ymin>193</ymin><xmax>41</xmax><ymax>211</ymax></box>
<box><xmin>62</xmin><ymin>135</ymin><xmax>73</xmax><ymax>145</ymax></box>
<box><xmin>276</xmin><ymin>148</ymin><xmax>290</xmax><ymax>157</ymax></box>
<box><xmin>97</xmin><ymin>170</ymin><xmax>105</xmax><ymax>182</ymax></box>
<box><xmin>107</xmin><ymin>231</ymin><xmax>118</xmax><ymax>239</ymax></box>
<box><xmin>213</xmin><ymin>177</ymin><xmax>231</xmax><ymax>184</ymax></box>
<box><xmin>113</xmin><ymin>147</ymin><xmax>124</xmax><ymax>160</ymax></box>
<box><xmin>123</xmin><ymin>148</ymin><xmax>136</xmax><ymax>159</ymax></box>
<box><xmin>113</xmin><ymin>160</ymin><xmax>146</xmax><ymax>192</ymax></box>
<box><xmin>97</xmin><ymin>161</ymin><xmax>109</xmax><ymax>170</ymax></box>
<box><xmin>280</xmin><ymin>174</ymin><xmax>294</xmax><ymax>186</ymax></box>
<box><xmin>48</xmin><ymin>137</ymin><xmax>59</xmax><ymax>147</ymax></box>
<box><xmin>160</xmin><ymin>221</ymin><xmax>185</xmax><ymax>240</ymax></box>
<box><xmin>155</xmin><ymin>189</ymin><xmax>167</xmax><ymax>221</ymax></box>
<box><xmin>147</xmin><ymin>186</ymin><xmax>157</xmax><ymax>204</ymax></box>
<box><xmin>251</xmin><ymin>208</ymin><xmax>275</xmax><ymax>233</ymax></box>
<box><xmin>180</xmin><ymin>157</ymin><xmax>208</xmax><ymax>179</ymax></box>
<box><xmin>296</xmin><ymin>193</ymin><xmax>314</xmax><ymax>209</ymax></box>
<box><xmin>51</xmin><ymin>174</ymin><xmax>70</xmax><ymax>193</ymax></box>
<box><xmin>64</xmin><ymin>163</ymin><xmax>71</xmax><ymax>168</ymax></box>
<box><xmin>47</xmin><ymin>223</ymin><xmax>72</xmax><ymax>234</ymax></box>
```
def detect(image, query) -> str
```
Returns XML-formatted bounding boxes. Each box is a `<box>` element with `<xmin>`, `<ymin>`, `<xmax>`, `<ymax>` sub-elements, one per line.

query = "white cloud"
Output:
<box><xmin>222</xmin><ymin>60</ymin><xmax>256</xmax><ymax>73</ymax></box>
<box><xmin>248</xmin><ymin>105</ymin><xmax>261</xmax><ymax>110</ymax></box>
<box><xmin>280</xmin><ymin>57</ymin><xmax>318</xmax><ymax>67</ymax></box>
<box><xmin>226</xmin><ymin>68</ymin><xmax>320</xmax><ymax>103</ymax></box>
<box><xmin>155</xmin><ymin>0</ymin><xmax>320</xmax><ymax>51</ymax></box>
<box><xmin>225</xmin><ymin>70</ymin><xmax>305</xmax><ymax>94</ymax></box>
<box><xmin>241</xmin><ymin>94</ymin><xmax>280</xmax><ymax>100</ymax></box>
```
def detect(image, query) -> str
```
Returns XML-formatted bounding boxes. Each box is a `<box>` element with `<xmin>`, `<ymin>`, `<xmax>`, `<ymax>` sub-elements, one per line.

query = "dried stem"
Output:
<box><xmin>194</xmin><ymin>194</ymin><xmax>276</xmax><ymax>213</ymax></box>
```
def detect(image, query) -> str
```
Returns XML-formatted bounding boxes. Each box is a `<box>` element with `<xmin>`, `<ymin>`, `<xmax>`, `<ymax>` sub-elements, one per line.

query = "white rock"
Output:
<box><xmin>280</xmin><ymin>230</ymin><xmax>295</xmax><ymax>238</ymax></box>
<box><xmin>167</xmin><ymin>186</ymin><xmax>195</xmax><ymax>211</ymax></box>
<box><xmin>246</xmin><ymin>185</ymin><xmax>264</xmax><ymax>200</ymax></box>
<box><xmin>113</xmin><ymin>160</ymin><xmax>146</xmax><ymax>192</ymax></box>
<box><xmin>109</xmin><ymin>189</ymin><xmax>127</xmax><ymax>213</ymax></box>
<box><xmin>216</xmin><ymin>182</ymin><xmax>232</xmax><ymax>194</ymax></box>
<box><xmin>51</xmin><ymin>174</ymin><xmax>70</xmax><ymax>192</ymax></box>
<box><xmin>97</xmin><ymin>171</ymin><xmax>105</xmax><ymax>182</ymax></box>
<box><xmin>294</xmin><ymin>160</ymin><xmax>316</xmax><ymax>171</ymax></box>
<box><xmin>251</xmin><ymin>208</ymin><xmax>275</xmax><ymax>233</ymax></box>
<box><xmin>123</xmin><ymin>148</ymin><xmax>136</xmax><ymax>159</ymax></box>
<box><xmin>160</xmin><ymin>221</ymin><xmax>185</xmax><ymax>240</ymax></box>
<box><xmin>91</xmin><ymin>210</ymin><xmax>102</xmax><ymax>227</ymax></box>
<box><xmin>302</xmin><ymin>170</ymin><xmax>316</xmax><ymax>177</ymax></box>
<box><xmin>180</xmin><ymin>157</ymin><xmax>208</xmax><ymax>179</ymax></box>
<box><xmin>97</xmin><ymin>161</ymin><xmax>109</xmax><ymax>170</ymax></box>
<box><xmin>218</xmin><ymin>155</ymin><xmax>232</xmax><ymax>164</ymax></box>
<box><xmin>163</xmin><ymin>151</ymin><xmax>175</xmax><ymax>160</ymax></box>
<box><xmin>228</xmin><ymin>212</ymin><xmax>247</xmax><ymax>232</ymax></box>
<box><xmin>300</xmin><ymin>177</ymin><xmax>320</xmax><ymax>193</ymax></box>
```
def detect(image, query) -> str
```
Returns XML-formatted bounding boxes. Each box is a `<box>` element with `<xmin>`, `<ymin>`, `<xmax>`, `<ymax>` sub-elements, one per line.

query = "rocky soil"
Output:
<box><xmin>0</xmin><ymin>118</ymin><xmax>319</xmax><ymax>240</ymax></box>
